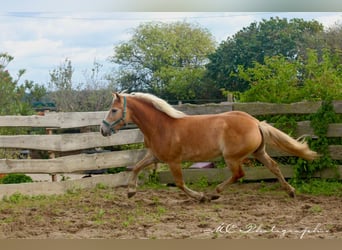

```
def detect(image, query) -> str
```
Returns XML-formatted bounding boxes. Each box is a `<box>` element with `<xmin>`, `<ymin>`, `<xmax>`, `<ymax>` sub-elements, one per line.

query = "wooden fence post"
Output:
<box><xmin>227</xmin><ymin>93</ymin><xmax>234</xmax><ymax>102</ymax></box>
<box><xmin>46</xmin><ymin>128</ymin><xmax>57</xmax><ymax>182</ymax></box>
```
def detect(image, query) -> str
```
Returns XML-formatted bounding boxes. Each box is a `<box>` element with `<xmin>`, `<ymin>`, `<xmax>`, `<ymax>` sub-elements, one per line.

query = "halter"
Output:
<box><xmin>102</xmin><ymin>96</ymin><xmax>127</xmax><ymax>134</ymax></box>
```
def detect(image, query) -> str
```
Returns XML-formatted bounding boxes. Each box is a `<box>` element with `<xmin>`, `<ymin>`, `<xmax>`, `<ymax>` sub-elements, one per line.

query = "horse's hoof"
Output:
<box><xmin>199</xmin><ymin>193</ymin><xmax>221</xmax><ymax>203</ymax></box>
<box><xmin>199</xmin><ymin>196</ymin><xmax>210</xmax><ymax>203</ymax></box>
<box><xmin>127</xmin><ymin>191</ymin><xmax>136</xmax><ymax>198</ymax></box>
<box><xmin>288</xmin><ymin>191</ymin><xmax>296</xmax><ymax>198</ymax></box>
<box><xmin>215</xmin><ymin>186</ymin><xmax>223</xmax><ymax>194</ymax></box>
<box><xmin>210</xmin><ymin>193</ymin><xmax>221</xmax><ymax>200</ymax></box>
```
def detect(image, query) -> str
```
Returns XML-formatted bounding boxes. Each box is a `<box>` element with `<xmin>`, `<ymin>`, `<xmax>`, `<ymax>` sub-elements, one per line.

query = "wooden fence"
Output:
<box><xmin>0</xmin><ymin>101</ymin><xmax>341</xmax><ymax>197</ymax></box>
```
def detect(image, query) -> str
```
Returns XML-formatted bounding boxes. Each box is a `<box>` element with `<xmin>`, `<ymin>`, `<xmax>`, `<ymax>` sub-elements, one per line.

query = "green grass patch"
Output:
<box><xmin>291</xmin><ymin>179</ymin><xmax>342</xmax><ymax>196</ymax></box>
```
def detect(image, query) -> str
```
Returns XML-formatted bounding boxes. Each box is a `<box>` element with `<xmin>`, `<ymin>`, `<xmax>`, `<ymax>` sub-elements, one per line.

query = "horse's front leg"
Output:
<box><xmin>127</xmin><ymin>150</ymin><xmax>157</xmax><ymax>198</ymax></box>
<box><xmin>168</xmin><ymin>162</ymin><xmax>220</xmax><ymax>202</ymax></box>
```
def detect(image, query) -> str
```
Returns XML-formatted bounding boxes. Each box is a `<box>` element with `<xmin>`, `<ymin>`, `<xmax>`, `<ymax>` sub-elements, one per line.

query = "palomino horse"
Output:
<box><xmin>100</xmin><ymin>92</ymin><xmax>318</xmax><ymax>202</ymax></box>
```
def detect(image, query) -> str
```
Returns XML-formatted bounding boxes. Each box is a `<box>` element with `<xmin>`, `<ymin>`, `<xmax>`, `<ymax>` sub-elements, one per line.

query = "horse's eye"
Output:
<box><xmin>112</xmin><ymin>109</ymin><xmax>118</xmax><ymax>113</ymax></box>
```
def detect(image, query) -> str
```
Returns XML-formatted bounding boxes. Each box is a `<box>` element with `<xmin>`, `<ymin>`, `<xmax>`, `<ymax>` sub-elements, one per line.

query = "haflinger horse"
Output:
<box><xmin>100</xmin><ymin>92</ymin><xmax>319</xmax><ymax>202</ymax></box>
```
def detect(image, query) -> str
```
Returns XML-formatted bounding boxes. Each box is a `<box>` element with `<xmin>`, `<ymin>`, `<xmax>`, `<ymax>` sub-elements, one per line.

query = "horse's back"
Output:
<box><xmin>221</xmin><ymin>110</ymin><xmax>258</xmax><ymax>120</ymax></box>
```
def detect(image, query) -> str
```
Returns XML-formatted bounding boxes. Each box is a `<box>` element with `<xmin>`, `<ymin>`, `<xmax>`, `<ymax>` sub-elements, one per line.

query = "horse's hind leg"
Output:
<box><xmin>127</xmin><ymin>150</ymin><xmax>157</xmax><ymax>198</ymax></box>
<box><xmin>253</xmin><ymin>148</ymin><xmax>295</xmax><ymax>197</ymax></box>
<box><xmin>215</xmin><ymin>159</ymin><xmax>245</xmax><ymax>194</ymax></box>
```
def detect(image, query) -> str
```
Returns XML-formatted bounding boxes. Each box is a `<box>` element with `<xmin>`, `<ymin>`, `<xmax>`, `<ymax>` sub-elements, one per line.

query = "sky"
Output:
<box><xmin>1</xmin><ymin>11</ymin><xmax>342</xmax><ymax>87</ymax></box>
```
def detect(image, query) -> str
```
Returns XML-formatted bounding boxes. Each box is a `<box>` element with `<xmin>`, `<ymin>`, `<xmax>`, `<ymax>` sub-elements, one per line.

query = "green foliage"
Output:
<box><xmin>294</xmin><ymin>100</ymin><xmax>339</xmax><ymax>179</ymax></box>
<box><xmin>111</xmin><ymin>21</ymin><xmax>216</xmax><ymax>101</ymax></box>
<box><xmin>0</xmin><ymin>174</ymin><xmax>33</xmax><ymax>184</ymax></box>
<box><xmin>0</xmin><ymin>52</ymin><xmax>45</xmax><ymax>117</ymax></box>
<box><xmin>2</xmin><ymin>192</ymin><xmax>30</xmax><ymax>204</ymax></box>
<box><xmin>236</xmin><ymin>49</ymin><xmax>342</xmax><ymax>103</ymax></box>
<box><xmin>237</xmin><ymin>56</ymin><xmax>301</xmax><ymax>103</ymax></box>
<box><xmin>107</xmin><ymin>167</ymin><xmax>127</xmax><ymax>174</ymax></box>
<box><xmin>291</xmin><ymin>179</ymin><xmax>342</xmax><ymax>196</ymax></box>
<box><xmin>301</xmin><ymin>49</ymin><xmax>342</xmax><ymax>101</ymax></box>
<box><xmin>206</xmin><ymin>17</ymin><xmax>323</xmax><ymax>93</ymax></box>
<box><xmin>191</xmin><ymin>176</ymin><xmax>210</xmax><ymax>189</ymax></box>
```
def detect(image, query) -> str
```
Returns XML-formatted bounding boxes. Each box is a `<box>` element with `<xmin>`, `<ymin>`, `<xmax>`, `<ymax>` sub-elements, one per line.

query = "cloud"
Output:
<box><xmin>315</xmin><ymin>13</ymin><xmax>342</xmax><ymax>28</ymax></box>
<box><xmin>2</xmin><ymin>39</ymin><xmax>62</xmax><ymax>57</ymax></box>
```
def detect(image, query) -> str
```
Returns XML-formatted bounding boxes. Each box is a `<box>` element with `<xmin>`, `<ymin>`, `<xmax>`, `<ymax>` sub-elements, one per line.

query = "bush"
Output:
<box><xmin>0</xmin><ymin>174</ymin><xmax>33</xmax><ymax>184</ymax></box>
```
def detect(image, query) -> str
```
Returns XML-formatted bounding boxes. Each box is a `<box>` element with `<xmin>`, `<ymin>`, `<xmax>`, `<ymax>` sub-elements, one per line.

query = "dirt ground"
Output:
<box><xmin>0</xmin><ymin>182</ymin><xmax>341</xmax><ymax>239</ymax></box>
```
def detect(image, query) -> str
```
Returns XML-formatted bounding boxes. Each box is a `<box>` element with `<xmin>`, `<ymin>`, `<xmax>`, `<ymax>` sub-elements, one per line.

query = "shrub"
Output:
<box><xmin>0</xmin><ymin>174</ymin><xmax>33</xmax><ymax>184</ymax></box>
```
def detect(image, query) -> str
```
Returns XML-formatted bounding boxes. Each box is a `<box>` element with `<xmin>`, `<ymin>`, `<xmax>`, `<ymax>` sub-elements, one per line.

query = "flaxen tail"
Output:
<box><xmin>258</xmin><ymin>121</ymin><xmax>319</xmax><ymax>161</ymax></box>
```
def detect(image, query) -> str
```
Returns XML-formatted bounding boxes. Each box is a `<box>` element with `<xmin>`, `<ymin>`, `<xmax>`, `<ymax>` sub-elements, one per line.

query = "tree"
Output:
<box><xmin>0</xmin><ymin>52</ymin><xmax>45</xmax><ymax>115</ymax></box>
<box><xmin>80</xmin><ymin>60</ymin><xmax>116</xmax><ymax>111</ymax></box>
<box><xmin>237</xmin><ymin>56</ymin><xmax>301</xmax><ymax>103</ymax></box>
<box><xmin>206</xmin><ymin>17</ymin><xmax>324</xmax><ymax>93</ymax></box>
<box><xmin>237</xmin><ymin>49</ymin><xmax>342</xmax><ymax>103</ymax></box>
<box><xmin>301</xmin><ymin>49</ymin><xmax>342</xmax><ymax>101</ymax></box>
<box><xmin>323</xmin><ymin>23</ymin><xmax>342</xmax><ymax>62</ymax></box>
<box><xmin>110</xmin><ymin>21</ymin><xmax>216</xmax><ymax>101</ymax></box>
<box><xmin>48</xmin><ymin>58</ymin><xmax>75</xmax><ymax>111</ymax></box>
<box><xmin>47</xmin><ymin>58</ymin><xmax>115</xmax><ymax>112</ymax></box>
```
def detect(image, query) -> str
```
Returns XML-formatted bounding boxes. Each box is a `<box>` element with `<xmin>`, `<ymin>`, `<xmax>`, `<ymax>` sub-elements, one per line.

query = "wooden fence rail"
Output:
<box><xmin>0</xmin><ymin>101</ymin><xmax>341</xmax><ymax>194</ymax></box>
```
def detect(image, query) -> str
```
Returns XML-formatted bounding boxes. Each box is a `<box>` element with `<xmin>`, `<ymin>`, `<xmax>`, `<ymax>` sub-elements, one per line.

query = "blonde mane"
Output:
<box><xmin>128</xmin><ymin>92</ymin><xmax>186</xmax><ymax>119</ymax></box>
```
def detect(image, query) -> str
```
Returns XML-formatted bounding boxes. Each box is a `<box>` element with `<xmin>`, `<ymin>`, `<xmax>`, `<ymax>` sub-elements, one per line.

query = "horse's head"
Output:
<box><xmin>100</xmin><ymin>92</ymin><xmax>127</xmax><ymax>136</ymax></box>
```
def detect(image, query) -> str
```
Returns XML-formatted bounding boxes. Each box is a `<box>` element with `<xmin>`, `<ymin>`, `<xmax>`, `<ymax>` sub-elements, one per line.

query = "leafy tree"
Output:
<box><xmin>323</xmin><ymin>23</ymin><xmax>342</xmax><ymax>62</ymax></box>
<box><xmin>237</xmin><ymin>49</ymin><xmax>342</xmax><ymax>103</ymax></box>
<box><xmin>47</xmin><ymin>59</ymin><xmax>115</xmax><ymax>111</ymax></box>
<box><xmin>301</xmin><ymin>49</ymin><xmax>342</xmax><ymax>101</ymax></box>
<box><xmin>0</xmin><ymin>52</ymin><xmax>45</xmax><ymax>115</ymax></box>
<box><xmin>80</xmin><ymin>60</ymin><xmax>116</xmax><ymax>111</ymax></box>
<box><xmin>237</xmin><ymin>56</ymin><xmax>301</xmax><ymax>103</ymax></box>
<box><xmin>110</xmin><ymin>21</ymin><xmax>216</xmax><ymax>101</ymax></box>
<box><xmin>48</xmin><ymin>58</ymin><xmax>75</xmax><ymax>111</ymax></box>
<box><xmin>206</xmin><ymin>17</ymin><xmax>324</xmax><ymax>93</ymax></box>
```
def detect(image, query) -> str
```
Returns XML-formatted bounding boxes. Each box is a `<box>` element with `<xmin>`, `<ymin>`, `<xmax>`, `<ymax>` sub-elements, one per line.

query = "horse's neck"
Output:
<box><xmin>129</xmin><ymin>98</ymin><xmax>171</xmax><ymax>136</ymax></box>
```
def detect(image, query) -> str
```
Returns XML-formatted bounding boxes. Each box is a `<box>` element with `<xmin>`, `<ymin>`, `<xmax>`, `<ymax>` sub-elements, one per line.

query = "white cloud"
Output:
<box><xmin>2</xmin><ymin>39</ymin><xmax>63</xmax><ymax>58</ymax></box>
<box><xmin>315</xmin><ymin>13</ymin><xmax>342</xmax><ymax>29</ymax></box>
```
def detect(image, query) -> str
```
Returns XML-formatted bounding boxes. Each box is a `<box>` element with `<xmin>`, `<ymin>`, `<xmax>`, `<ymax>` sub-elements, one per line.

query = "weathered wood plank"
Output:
<box><xmin>57</xmin><ymin>111</ymin><xmax>107</xmax><ymax>128</ymax></box>
<box><xmin>158</xmin><ymin>166</ymin><xmax>294</xmax><ymax>184</ymax></box>
<box><xmin>328</xmin><ymin>145</ymin><xmax>342</xmax><ymax>160</ymax></box>
<box><xmin>326</xmin><ymin>123</ymin><xmax>342</xmax><ymax>137</ymax></box>
<box><xmin>0</xmin><ymin>172</ymin><xmax>132</xmax><ymax>199</ymax></box>
<box><xmin>177</xmin><ymin>103</ymin><xmax>233</xmax><ymax>115</ymax></box>
<box><xmin>295</xmin><ymin>121</ymin><xmax>342</xmax><ymax>138</ymax></box>
<box><xmin>0</xmin><ymin>113</ymin><xmax>60</xmax><ymax>128</ymax></box>
<box><xmin>0</xmin><ymin>111</ymin><xmax>107</xmax><ymax>128</ymax></box>
<box><xmin>158</xmin><ymin>165</ymin><xmax>342</xmax><ymax>184</ymax></box>
<box><xmin>332</xmin><ymin>100</ymin><xmax>342</xmax><ymax>114</ymax></box>
<box><xmin>233</xmin><ymin>101</ymin><xmax>322</xmax><ymax>115</ymax></box>
<box><xmin>0</xmin><ymin>129</ymin><xmax>144</xmax><ymax>151</ymax></box>
<box><xmin>0</xmin><ymin>149</ymin><xmax>147</xmax><ymax>174</ymax></box>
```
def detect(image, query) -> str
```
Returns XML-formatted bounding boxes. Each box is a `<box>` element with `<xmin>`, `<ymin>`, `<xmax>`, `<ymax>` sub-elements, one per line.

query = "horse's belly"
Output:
<box><xmin>181</xmin><ymin>145</ymin><xmax>222</xmax><ymax>162</ymax></box>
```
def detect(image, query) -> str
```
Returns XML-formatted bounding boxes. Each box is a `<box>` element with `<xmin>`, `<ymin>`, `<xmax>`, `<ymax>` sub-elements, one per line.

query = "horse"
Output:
<box><xmin>100</xmin><ymin>92</ymin><xmax>318</xmax><ymax>202</ymax></box>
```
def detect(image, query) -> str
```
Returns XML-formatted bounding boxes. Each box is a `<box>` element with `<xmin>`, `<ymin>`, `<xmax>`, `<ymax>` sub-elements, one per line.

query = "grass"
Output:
<box><xmin>291</xmin><ymin>179</ymin><xmax>342</xmax><ymax>196</ymax></box>
<box><xmin>255</xmin><ymin>179</ymin><xmax>342</xmax><ymax>196</ymax></box>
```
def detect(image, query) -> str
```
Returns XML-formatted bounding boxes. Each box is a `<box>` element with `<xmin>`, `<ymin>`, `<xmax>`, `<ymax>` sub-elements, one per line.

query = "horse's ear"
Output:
<box><xmin>112</xmin><ymin>92</ymin><xmax>121</xmax><ymax>102</ymax></box>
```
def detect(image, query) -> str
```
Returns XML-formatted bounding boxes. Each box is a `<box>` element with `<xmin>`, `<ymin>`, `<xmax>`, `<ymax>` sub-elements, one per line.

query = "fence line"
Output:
<box><xmin>0</xmin><ymin>100</ymin><xmax>341</xmax><ymax>197</ymax></box>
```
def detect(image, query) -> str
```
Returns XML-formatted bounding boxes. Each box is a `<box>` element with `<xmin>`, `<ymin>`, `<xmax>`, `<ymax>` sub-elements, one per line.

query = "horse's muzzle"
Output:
<box><xmin>100</xmin><ymin>125</ymin><xmax>112</xmax><ymax>137</ymax></box>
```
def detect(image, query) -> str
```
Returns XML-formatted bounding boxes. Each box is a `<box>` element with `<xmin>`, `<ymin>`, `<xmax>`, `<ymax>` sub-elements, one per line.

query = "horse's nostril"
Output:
<box><xmin>100</xmin><ymin>127</ymin><xmax>106</xmax><ymax>136</ymax></box>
